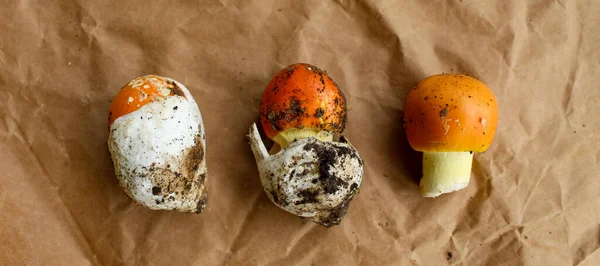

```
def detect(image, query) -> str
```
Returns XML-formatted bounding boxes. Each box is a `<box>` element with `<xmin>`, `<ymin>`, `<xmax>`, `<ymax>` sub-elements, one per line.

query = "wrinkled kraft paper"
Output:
<box><xmin>0</xmin><ymin>0</ymin><xmax>599</xmax><ymax>265</ymax></box>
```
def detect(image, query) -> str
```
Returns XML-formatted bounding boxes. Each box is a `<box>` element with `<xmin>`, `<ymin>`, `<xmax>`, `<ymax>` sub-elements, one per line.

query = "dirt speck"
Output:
<box><xmin>302</xmin><ymin>141</ymin><xmax>358</xmax><ymax>194</ymax></box>
<box><xmin>296</xmin><ymin>188</ymin><xmax>320</xmax><ymax>204</ymax></box>
<box><xmin>315</xmin><ymin>108</ymin><xmax>325</xmax><ymax>118</ymax></box>
<box><xmin>317</xmin><ymin>185</ymin><xmax>358</xmax><ymax>227</ymax></box>
<box><xmin>195</xmin><ymin>193</ymin><xmax>207</xmax><ymax>213</ymax></box>
<box><xmin>168</xmin><ymin>81</ymin><xmax>186</xmax><ymax>99</ymax></box>
<box><xmin>319</xmin><ymin>72</ymin><xmax>326</xmax><ymax>85</ymax></box>
<box><xmin>288</xmin><ymin>98</ymin><xmax>305</xmax><ymax>115</ymax></box>
<box><xmin>265</xmin><ymin>97</ymin><xmax>307</xmax><ymax>131</ymax></box>
<box><xmin>185</xmin><ymin>132</ymin><xmax>204</xmax><ymax>176</ymax></box>
<box><xmin>440</xmin><ymin>107</ymin><xmax>448</xmax><ymax>118</ymax></box>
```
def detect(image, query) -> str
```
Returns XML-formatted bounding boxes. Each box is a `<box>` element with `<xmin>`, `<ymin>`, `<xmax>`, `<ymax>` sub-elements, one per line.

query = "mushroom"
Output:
<box><xmin>248</xmin><ymin>63</ymin><xmax>363</xmax><ymax>227</ymax></box>
<box><xmin>403</xmin><ymin>74</ymin><xmax>498</xmax><ymax>197</ymax></box>
<box><xmin>108</xmin><ymin>75</ymin><xmax>208</xmax><ymax>212</ymax></box>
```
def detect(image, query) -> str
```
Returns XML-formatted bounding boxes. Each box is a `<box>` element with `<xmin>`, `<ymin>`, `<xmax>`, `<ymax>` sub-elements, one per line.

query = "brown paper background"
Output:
<box><xmin>1</xmin><ymin>0</ymin><xmax>599</xmax><ymax>265</ymax></box>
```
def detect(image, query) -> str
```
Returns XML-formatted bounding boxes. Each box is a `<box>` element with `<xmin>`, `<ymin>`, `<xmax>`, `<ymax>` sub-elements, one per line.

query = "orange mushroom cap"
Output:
<box><xmin>108</xmin><ymin>75</ymin><xmax>182</xmax><ymax>128</ymax></box>
<box><xmin>404</xmin><ymin>74</ymin><xmax>498</xmax><ymax>152</ymax></box>
<box><xmin>259</xmin><ymin>63</ymin><xmax>347</xmax><ymax>140</ymax></box>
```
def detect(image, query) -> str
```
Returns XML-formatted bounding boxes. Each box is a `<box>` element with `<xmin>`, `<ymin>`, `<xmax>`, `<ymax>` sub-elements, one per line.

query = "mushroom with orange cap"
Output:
<box><xmin>259</xmin><ymin>63</ymin><xmax>348</xmax><ymax>149</ymax></box>
<box><xmin>248</xmin><ymin>63</ymin><xmax>363</xmax><ymax>227</ymax></box>
<box><xmin>108</xmin><ymin>75</ymin><xmax>208</xmax><ymax>212</ymax></box>
<box><xmin>403</xmin><ymin>74</ymin><xmax>498</xmax><ymax>197</ymax></box>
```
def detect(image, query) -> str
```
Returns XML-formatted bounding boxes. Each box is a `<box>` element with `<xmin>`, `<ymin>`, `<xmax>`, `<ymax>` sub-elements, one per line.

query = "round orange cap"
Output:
<box><xmin>404</xmin><ymin>74</ymin><xmax>498</xmax><ymax>152</ymax></box>
<box><xmin>259</xmin><ymin>63</ymin><xmax>347</xmax><ymax>140</ymax></box>
<box><xmin>108</xmin><ymin>75</ymin><xmax>180</xmax><ymax>128</ymax></box>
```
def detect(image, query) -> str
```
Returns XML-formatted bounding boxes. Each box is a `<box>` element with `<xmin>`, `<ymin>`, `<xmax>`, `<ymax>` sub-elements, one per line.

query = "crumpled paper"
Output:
<box><xmin>1</xmin><ymin>0</ymin><xmax>598</xmax><ymax>265</ymax></box>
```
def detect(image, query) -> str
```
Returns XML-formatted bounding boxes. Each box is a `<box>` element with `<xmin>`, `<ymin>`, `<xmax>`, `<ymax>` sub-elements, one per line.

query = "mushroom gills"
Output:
<box><xmin>420</xmin><ymin>151</ymin><xmax>473</xmax><ymax>198</ymax></box>
<box><xmin>272</xmin><ymin>128</ymin><xmax>334</xmax><ymax>151</ymax></box>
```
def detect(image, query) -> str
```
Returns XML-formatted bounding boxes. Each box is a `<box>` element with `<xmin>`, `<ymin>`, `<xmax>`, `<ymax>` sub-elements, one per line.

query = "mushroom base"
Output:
<box><xmin>420</xmin><ymin>151</ymin><xmax>473</xmax><ymax>197</ymax></box>
<box><xmin>249</xmin><ymin>123</ymin><xmax>363</xmax><ymax>227</ymax></box>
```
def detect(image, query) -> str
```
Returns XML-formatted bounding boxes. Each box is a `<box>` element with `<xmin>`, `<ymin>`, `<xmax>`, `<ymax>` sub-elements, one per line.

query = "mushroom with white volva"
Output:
<box><xmin>108</xmin><ymin>75</ymin><xmax>208</xmax><ymax>213</ymax></box>
<box><xmin>248</xmin><ymin>63</ymin><xmax>363</xmax><ymax>227</ymax></box>
<box><xmin>403</xmin><ymin>74</ymin><xmax>498</xmax><ymax>197</ymax></box>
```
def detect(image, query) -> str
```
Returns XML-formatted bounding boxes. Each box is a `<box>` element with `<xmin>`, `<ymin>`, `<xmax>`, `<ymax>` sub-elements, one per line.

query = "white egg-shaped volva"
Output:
<box><xmin>248</xmin><ymin>123</ymin><xmax>363</xmax><ymax>227</ymax></box>
<box><xmin>108</xmin><ymin>75</ymin><xmax>207</xmax><ymax>213</ymax></box>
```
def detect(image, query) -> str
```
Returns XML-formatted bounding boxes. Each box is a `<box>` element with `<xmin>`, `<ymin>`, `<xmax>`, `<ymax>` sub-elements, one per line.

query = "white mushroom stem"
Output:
<box><xmin>420</xmin><ymin>151</ymin><xmax>473</xmax><ymax>198</ymax></box>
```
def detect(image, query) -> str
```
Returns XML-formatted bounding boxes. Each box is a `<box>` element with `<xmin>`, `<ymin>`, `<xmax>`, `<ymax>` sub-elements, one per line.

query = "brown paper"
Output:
<box><xmin>1</xmin><ymin>0</ymin><xmax>599</xmax><ymax>265</ymax></box>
